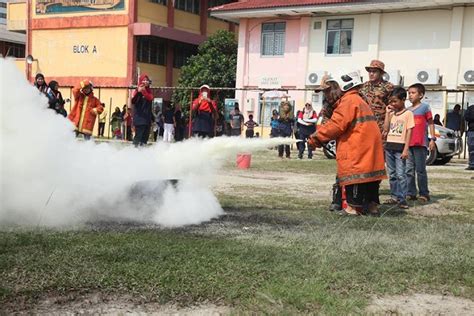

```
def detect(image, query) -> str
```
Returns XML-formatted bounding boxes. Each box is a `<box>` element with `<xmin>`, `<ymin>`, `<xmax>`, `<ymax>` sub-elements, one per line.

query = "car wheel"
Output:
<box><xmin>426</xmin><ymin>145</ymin><xmax>438</xmax><ymax>165</ymax></box>
<box><xmin>323</xmin><ymin>140</ymin><xmax>336</xmax><ymax>159</ymax></box>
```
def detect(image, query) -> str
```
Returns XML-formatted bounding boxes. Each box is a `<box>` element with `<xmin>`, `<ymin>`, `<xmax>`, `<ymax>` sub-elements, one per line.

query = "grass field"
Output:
<box><xmin>1</xmin><ymin>150</ymin><xmax>473</xmax><ymax>314</ymax></box>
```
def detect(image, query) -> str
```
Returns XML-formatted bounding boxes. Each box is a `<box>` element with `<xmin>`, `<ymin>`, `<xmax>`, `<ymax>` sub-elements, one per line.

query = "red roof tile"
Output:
<box><xmin>210</xmin><ymin>0</ymin><xmax>360</xmax><ymax>12</ymax></box>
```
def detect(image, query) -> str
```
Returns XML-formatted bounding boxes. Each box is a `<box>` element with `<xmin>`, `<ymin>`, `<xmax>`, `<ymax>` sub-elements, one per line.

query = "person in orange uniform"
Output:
<box><xmin>308</xmin><ymin>71</ymin><xmax>386</xmax><ymax>216</ymax></box>
<box><xmin>68</xmin><ymin>80</ymin><xmax>103</xmax><ymax>140</ymax></box>
<box><xmin>191</xmin><ymin>85</ymin><xmax>217</xmax><ymax>138</ymax></box>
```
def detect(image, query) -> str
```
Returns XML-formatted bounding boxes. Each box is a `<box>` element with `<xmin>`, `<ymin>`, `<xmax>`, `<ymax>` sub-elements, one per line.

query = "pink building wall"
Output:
<box><xmin>236</xmin><ymin>17</ymin><xmax>312</xmax><ymax>122</ymax></box>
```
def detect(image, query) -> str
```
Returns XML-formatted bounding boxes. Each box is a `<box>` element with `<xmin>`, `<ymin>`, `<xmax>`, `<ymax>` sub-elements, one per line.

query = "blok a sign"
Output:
<box><xmin>73</xmin><ymin>45</ymin><xmax>98</xmax><ymax>54</ymax></box>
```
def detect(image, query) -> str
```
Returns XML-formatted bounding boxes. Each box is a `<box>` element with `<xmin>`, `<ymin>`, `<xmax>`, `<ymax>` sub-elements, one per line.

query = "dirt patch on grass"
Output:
<box><xmin>408</xmin><ymin>202</ymin><xmax>468</xmax><ymax>217</ymax></box>
<box><xmin>366</xmin><ymin>293</ymin><xmax>474</xmax><ymax>315</ymax></box>
<box><xmin>214</xmin><ymin>169</ymin><xmax>333</xmax><ymax>200</ymax></box>
<box><xmin>3</xmin><ymin>292</ymin><xmax>231</xmax><ymax>315</ymax></box>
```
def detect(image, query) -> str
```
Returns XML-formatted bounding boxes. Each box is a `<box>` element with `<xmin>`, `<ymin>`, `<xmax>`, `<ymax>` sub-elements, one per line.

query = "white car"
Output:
<box><xmin>427</xmin><ymin>125</ymin><xmax>463</xmax><ymax>165</ymax></box>
<box><xmin>322</xmin><ymin>125</ymin><xmax>463</xmax><ymax>166</ymax></box>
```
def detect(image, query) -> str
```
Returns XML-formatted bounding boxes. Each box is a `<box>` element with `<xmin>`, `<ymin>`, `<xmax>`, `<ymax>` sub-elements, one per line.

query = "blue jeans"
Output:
<box><xmin>385</xmin><ymin>149</ymin><xmax>407</xmax><ymax>203</ymax></box>
<box><xmin>468</xmin><ymin>131</ymin><xmax>474</xmax><ymax>168</ymax></box>
<box><xmin>406</xmin><ymin>146</ymin><xmax>429</xmax><ymax>197</ymax></box>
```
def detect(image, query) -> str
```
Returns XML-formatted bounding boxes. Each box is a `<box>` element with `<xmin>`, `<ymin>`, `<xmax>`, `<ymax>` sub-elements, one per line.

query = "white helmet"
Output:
<box><xmin>326</xmin><ymin>70</ymin><xmax>363</xmax><ymax>92</ymax></box>
<box><xmin>199</xmin><ymin>84</ymin><xmax>210</xmax><ymax>91</ymax></box>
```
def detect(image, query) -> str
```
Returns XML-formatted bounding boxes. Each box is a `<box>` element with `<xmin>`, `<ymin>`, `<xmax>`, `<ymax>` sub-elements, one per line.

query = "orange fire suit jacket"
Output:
<box><xmin>315</xmin><ymin>89</ymin><xmax>386</xmax><ymax>186</ymax></box>
<box><xmin>68</xmin><ymin>86</ymin><xmax>103</xmax><ymax>135</ymax></box>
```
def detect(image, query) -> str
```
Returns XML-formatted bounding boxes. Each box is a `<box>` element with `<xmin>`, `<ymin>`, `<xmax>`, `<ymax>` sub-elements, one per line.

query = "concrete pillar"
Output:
<box><xmin>368</xmin><ymin>13</ymin><xmax>381</xmax><ymax>60</ymax></box>
<box><xmin>236</xmin><ymin>18</ymin><xmax>248</xmax><ymax>110</ymax></box>
<box><xmin>446</xmin><ymin>6</ymin><xmax>464</xmax><ymax>89</ymax></box>
<box><xmin>167</xmin><ymin>0</ymin><xmax>174</xmax><ymax>27</ymax></box>
<box><xmin>296</xmin><ymin>17</ymin><xmax>311</xmax><ymax>105</ymax></box>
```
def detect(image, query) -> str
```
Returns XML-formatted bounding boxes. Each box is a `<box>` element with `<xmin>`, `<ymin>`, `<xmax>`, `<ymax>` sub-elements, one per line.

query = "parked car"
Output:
<box><xmin>427</xmin><ymin>125</ymin><xmax>463</xmax><ymax>165</ymax></box>
<box><xmin>322</xmin><ymin>125</ymin><xmax>462</xmax><ymax>165</ymax></box>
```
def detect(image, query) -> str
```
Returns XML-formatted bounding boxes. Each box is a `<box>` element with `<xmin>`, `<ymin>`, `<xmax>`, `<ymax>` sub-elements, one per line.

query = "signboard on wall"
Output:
<box><xmin>35</xmin><ymin>0</ymin><xmax>125</xmax><ymax>15</ymax></box>
<box><xmin>259</xmin><ymin>76</ymin><xmax>281</xmax><ymax>89</ymax></box>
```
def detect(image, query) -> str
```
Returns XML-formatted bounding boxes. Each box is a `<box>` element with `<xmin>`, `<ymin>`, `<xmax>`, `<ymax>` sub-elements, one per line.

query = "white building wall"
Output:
<box><xmin>307</xmin><ymin>6</ymin><xmax>473</xmax><ymax>117</ymax></box>
<box><xmin>460</xmin><ymin>6</ymin><xmax>474</xmax><ymax>84</ymax></box>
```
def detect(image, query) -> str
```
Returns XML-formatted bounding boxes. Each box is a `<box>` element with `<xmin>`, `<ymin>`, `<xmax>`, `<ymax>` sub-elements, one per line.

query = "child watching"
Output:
<box><xmin>244</xmin><ymin>114</ymin><xmax>259</xmax><ymax>138</ymax></box>
<box><xmin>406</xmin><ymin>83</ymin><xmax>436</xmax><ymax>202</ymax></box>
<box><xmin>383</xmin><ymin>87</ymin><xmax>415</xmax><ymax>209</ymax></box>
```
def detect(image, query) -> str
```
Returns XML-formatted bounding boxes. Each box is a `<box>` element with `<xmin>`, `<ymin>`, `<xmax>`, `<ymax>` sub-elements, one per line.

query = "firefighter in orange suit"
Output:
<box><xmin>68</xmin><ymin>80</ymin><xmax>103</xmax><ymax>140</ymax></box>
<box><xmin>308</xmin><ymin>71</ymin><xmax>386</xmax><ymax>216</ymax></box>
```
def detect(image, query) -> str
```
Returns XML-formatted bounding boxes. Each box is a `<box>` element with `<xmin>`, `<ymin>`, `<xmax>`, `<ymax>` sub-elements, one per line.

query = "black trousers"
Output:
<box><xmin>298</xmin><ymin>132</ymin><xmax>314</xmax><ymax>158</ymax></box>
<box><xmin>133</xmin><ymin>124</ymin><xmax>150</xmax><ymax>147</ymax></box>
<box><xmin>278</xmin><ymin>144</ymin><xmax>291</xmax><ymax>158</ymax></box>
<box><xmin>345</xmin><ymin>181</ymin><xmax>380</xmax><ymax>208</ymax></box>
<box><xmin>246</xmin><ymin>129</ymin><xmax>254</xmax><ymax>138</ymax></box>
<box><xmin>98</xmin><ymin>122</ymin><xmax>105</xmax><ymax>137</ymax></box>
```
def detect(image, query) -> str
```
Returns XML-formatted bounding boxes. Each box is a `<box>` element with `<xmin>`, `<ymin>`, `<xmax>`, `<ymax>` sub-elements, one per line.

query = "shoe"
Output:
<box><xmin>406</xmin><ymin>195</ymin><xmax>417</xmax><ymax>201</ymax></box>
<box><xmin>398</xmin><ymin>201</ymin><xmax>409</xmax><ymax>209</ymax></box>
<box><xmin>368</xmin><ymin>202</ymin><xmax>381</xmax><ymax>217</ymax></box>
<box><xmin>384</xmin><ymin>198</ymin><xmax>398</xmax><ymax>205</ymax></box>
<box><xmin>298</xmin><ymin>154</ymin><xmax>303</xmax><ymax>159</ymax></box>
<box><xmin>340</xmin><ymin>209</ymin><xmax>360</xmax><ymax>216</ymax></box>
<box><xmin>418</xmin><ymin>195</ymin><xmax>430</xmax><ymax>203</ymax></box>
<box><xmin>465</xmin><ymin>167</ymin><xmax>474</xmax><ymax>170</ymax></box>
<box><xmin>308</xmin><ymin>156</ymin><xmax>313</xmax><ymax>159</ymax></box>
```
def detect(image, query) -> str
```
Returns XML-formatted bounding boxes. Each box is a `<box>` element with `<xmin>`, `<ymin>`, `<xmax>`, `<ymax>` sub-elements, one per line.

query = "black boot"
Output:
<box><xmin>330</xmin><ymin>183</ymin><xmax>343</xmax><ymax>212</ymax></box>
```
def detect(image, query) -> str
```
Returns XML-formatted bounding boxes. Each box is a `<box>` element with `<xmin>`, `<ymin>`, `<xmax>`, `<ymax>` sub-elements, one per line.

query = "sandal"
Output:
<box><xmin>398</xmin><ymin>202</ymin><xmax>409</xmax><ymax>209</ymax></box>
<box><xmin>418</xmin><ymin>195</ymin><xmax>430</xmax><ymax>203</ymax></box>
<box><xmin>406</xmin><ymin>195</ymin><xmax>417</xmax><ymax>201</ymax></box>
<box><xmin>339</xmin><ymin>209</ymin><xmax>361</xmax><ymax>216</ymax></box>
<box><xmin>384</xmin><ymin>198</ymin><xmax>398</xmax><ymax>205</ymax></box>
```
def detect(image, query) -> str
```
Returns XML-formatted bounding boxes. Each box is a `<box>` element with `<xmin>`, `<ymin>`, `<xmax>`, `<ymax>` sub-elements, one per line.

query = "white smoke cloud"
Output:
<box><xmin>0</xmin><ymin>58</ymin><xmax>294</xmax><ymax>228</ymax></box>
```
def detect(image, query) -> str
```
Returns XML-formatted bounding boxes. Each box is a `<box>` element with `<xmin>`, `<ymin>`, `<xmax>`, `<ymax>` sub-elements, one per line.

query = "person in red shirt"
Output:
<box><xmin>191</xmin><ymin>85</ymin><xmax>217</xmax><ymax>138</ymax></box>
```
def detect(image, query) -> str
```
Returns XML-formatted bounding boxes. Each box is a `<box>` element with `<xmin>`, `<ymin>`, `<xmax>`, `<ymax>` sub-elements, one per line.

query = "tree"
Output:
<box><xmin>172</xmin><ymin>30</ymin><xmax>237</xmax><ymax>116</ymax></box>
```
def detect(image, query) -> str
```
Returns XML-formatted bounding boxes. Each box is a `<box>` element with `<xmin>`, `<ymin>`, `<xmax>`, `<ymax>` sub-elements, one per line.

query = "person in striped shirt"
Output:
<box><xmin>244</xmin><ymin>114</ymin><xmax>259</xmax><ymax>138</ymax></box>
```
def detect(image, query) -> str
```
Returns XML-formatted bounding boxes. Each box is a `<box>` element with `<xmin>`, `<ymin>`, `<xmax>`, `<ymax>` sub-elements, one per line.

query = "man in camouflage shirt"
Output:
<box><xmin>359</xmin><ymin>60</ymin><xmax>394</xmax><ymax>135</ymax></box>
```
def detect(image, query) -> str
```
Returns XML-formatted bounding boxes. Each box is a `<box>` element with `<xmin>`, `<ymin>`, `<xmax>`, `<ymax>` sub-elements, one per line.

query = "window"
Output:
<box><xmin>150</xmin><ymin>0</ymin><xmax>167</xmax><ymax>5</ymax></box>
<box><xmin>0</xmin><ymin>13</ymin><xmax>6</xmax><ymax>19</ymax></box>
<box><xmin>5</xmin><ymin>43</ymin><xmax>25</xmax><ymax>58</ymax></box>
<box><xmin>0</xmin><ymin>2</ymin><xmax>7</xmax><ymax>8</ymax></box>
<box><xmin>174</xmin><ymin>0</ymin><xmax>200</xmax><ymax>14</ymax></box>
<box><xmin>137</xmin><ymin>37</ymin><xmax>166</xmax><ymax>66</ymax></box>
<box><xmin>261</xmin><ymin>22</ymin><xmax>286</xmax><ymax>56</ymax></box>
<box><xmin>258</xmin><ymin>97</ymin><xmax>294</xmax><ymax>126</ymax></box>
<box><xmin>326</xmin><ymin>19</ymin><xmax>353</xmax><ymax>55</ymax></box>
<box><xmin>173</xmin><ymin>43</ymin><xmax>197</xmax><ymax>68</ymax></box>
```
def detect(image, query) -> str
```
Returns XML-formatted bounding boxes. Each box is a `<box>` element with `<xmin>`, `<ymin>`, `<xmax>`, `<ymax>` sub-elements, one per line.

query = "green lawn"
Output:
<box><xmin>1</xmin><ymin>151</ymin><xmax>473</xmax><ymax>314</ymax></box>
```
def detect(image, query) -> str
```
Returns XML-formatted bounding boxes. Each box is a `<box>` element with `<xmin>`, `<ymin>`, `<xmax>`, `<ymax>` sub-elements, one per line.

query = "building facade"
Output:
<box><xmin>0</xmin><ymin>0</ymin><xmax>6</xmax><ymax>25</ymax></box>
<box><xmin>6</xmin><ymin>0</ymin><xmax>237</xmax><ymax>136</ymax></box>
<box><xmin>1</xmin><ymin>0</ymin><xmax>25</xmax><ymax>59</ymax></box>
<box><xmin>212</xmin><ymin>0</ymin><xmax>474</xmax><ymax>136</ymax></box>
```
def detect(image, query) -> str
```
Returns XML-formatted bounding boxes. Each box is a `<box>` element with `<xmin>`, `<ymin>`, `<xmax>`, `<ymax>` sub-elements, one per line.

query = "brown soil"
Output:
<box><xmin>4</xmin><ymin>292</ymin><xmax>230</xmax><ymax>315</ymax></box>
<box><xmin>366</xmin><ymin>293</ymin><xmax>474</xmax><ymax>315</ymax></box>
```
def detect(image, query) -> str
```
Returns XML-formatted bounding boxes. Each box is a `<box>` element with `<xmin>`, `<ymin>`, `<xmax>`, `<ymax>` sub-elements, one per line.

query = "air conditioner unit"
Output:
<box><xmin>306</xmin><ymin>70</ymin><xmax>326</xmax><ymax>86</ymax></box>
<box><xmin>415</xmin><ymin>69</ymin><xmax>441</xmax><ymax>85</ymax></box>
<box><xmin>246</xmin><ymin>98</ymin><xmax>255</xmax><ymax>112</ymax></box>
<box><xmin>382</xmin><ymin>70</ymin><xmax>402</xmax><ymax>86</ymax></box>
<box><xmin>459</xmin><ymin>69</ymin><xmax>474</xmax><ymax>85</ymax></box>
